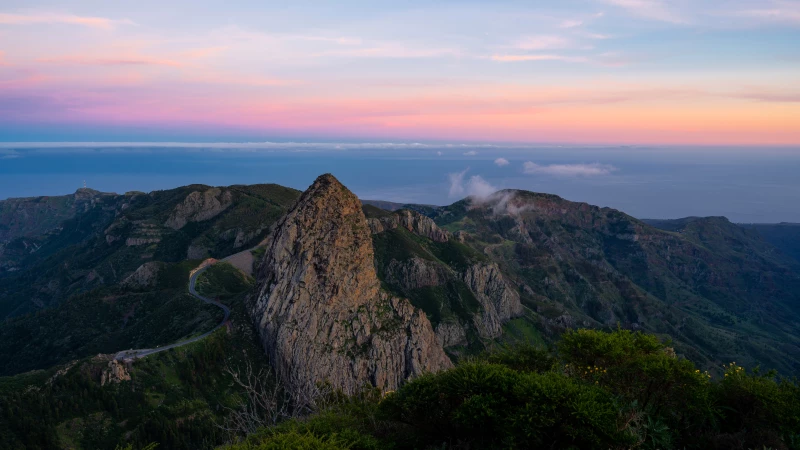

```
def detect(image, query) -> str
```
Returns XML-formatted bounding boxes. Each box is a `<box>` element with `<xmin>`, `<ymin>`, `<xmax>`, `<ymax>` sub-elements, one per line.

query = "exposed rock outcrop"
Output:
<box><xmin>463</xmin><ymin>263</ymin><xmax>524</xmax><ymax>338</ymax></box>
<box><xmin>368</xmin><ymin>209</ymin><xmax>450</xmax><ymax>242</ymax></box>
<box><xmin>165</xmin><ymin>188</ymin><xmax>233</xmax><ymax>230</ymax></box>
<box><xmin>121</xmin><ymin>262</ymin><xmax>163</xmax><ymax>288</ymax></box>
<box><xmin>125</xmin><ymin>237</ymin><xmax>161</xmax><ymax>246</ymax></box>
<box><xmin>250</xmin><ymin>174</ymin><xmax>452</xmax><ymax>399</ymax></box>
<box><xmin>384</xmin><ymin>257</ymin><xmax>447</xmax><ymax>290</ymax></box>
<box><xmin>100</xmin><ymin>359</ymin><xmax>131</xmax><ymax>386</ymax></box>
<box><xmin>435</xmin><ymin>321</ymin><xmax>468</xmax><ymax>348</ymax></box>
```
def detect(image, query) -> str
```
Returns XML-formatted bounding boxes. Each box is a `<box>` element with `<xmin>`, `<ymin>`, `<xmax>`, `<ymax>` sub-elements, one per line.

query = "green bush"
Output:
<box><xmin>225</xmin><ymin>412</ymin><xmax>382</xmax><ymax>450</ymax></box>
<box><xmin>485</xmin><ymin>343</ymin><xmax>555</xmax><ymax>373</ymax></box>
<box><xmin>379</xmin><ymin>361</ymin><xmax>632</xmax><ymax>449</ymax></box>
<box><xmin>224</xmin><ymin>429</ymin><xmax>358</xmax><ymax>450</ymax></box>
<box><xmin>713</xmin><ymin>363</ymin><xmax>800</xmax><ymax>449</ymax></box>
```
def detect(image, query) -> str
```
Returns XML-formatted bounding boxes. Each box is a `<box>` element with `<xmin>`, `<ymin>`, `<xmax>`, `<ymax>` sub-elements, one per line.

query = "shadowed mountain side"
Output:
<box><xmin>421</xmin><ymin>192</ymin><xmax>800</xmax><ymax>374</ymax></box>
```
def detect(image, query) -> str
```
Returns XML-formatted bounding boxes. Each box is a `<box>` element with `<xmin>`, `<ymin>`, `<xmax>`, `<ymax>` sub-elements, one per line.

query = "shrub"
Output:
<box><xmin>559</xmin><ymin>328</ymin><xmax>718</xmax><ymax>444</ymax></box>
<box><xmin>713</xmin><ymin>363</ymin><xmax>800</xmax><ymax>449</ymax></box>
<box><xmin>485</xmin><ymin>344</ymin><xmax>555</xmax><ymax>373</ymax></box>
<box><xmin>379</xmin><ymin>361</ymin><xmax>632</xmax><ymax>449</ymax></box>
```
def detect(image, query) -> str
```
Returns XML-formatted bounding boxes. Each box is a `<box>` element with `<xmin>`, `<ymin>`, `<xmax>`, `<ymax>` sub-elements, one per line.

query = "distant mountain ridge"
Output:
<box><xmin>644</xmin><ymin>217</ymin><xmax>800</xmax><ymax>264</ymax></box>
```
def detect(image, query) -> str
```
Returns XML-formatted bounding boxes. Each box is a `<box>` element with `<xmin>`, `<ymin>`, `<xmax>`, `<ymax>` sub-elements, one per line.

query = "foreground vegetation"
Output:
<box><xmin>224</xmin><ymin>329</ymin><xmax>800</xmax><ymax>450</ymax></box>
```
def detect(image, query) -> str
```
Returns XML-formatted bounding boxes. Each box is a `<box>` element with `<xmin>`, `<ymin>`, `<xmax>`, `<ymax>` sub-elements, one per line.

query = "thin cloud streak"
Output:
<box><xmin>600</xmin><ymin>0</ymin><xmax>686</xmax><ymax>24</ymax></box>
<box><xmin>0</xmin><ymin>12</ymin><xmax>134</xmax><ymax>29</ymax></box>
<box><xmin>36</xmin><ymin>56</ymin><xmax>182</xmax><ymax>67</ymax></box>
<box><xmin>523</xmin><ymin>161</ymin><xmax>618</xmax><ymax>176</ymax></box>
<box><xmin>491</xmin><ymin>54</ymin><xmax>589</xmax><ymax>63</ymax></box>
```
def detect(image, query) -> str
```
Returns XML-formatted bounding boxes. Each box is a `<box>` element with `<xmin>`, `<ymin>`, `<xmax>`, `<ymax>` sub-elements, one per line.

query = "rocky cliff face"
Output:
<box><xmin>164</xmin><ymin>188</ymin><xmax>233</xmax><ymax>230</ymax></box>
<box><xmin>250</xmin><ymin>174</ymin><xmax>451</xmax><ymax>399</ymax></box>
<box><xmin>367</xmin><ymin>209</ymin><xmax>450</xmax><ymax>242</ymax></box>
<box><xmin>384</xmin><ymin>257</ymin><xmax>447</xmax><ymax>290</ymax></box>
<box><xmin>463</xmin><ymin>263</ymin><xmax>525</xmax><ymax>338</ymax></box>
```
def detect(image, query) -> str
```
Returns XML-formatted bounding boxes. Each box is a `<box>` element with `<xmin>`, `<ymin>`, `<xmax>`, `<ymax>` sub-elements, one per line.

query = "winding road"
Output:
<box><xmin>114</xmin><ymin>254</ymin><xmax>238</xmax><ymax>361</ymax></box>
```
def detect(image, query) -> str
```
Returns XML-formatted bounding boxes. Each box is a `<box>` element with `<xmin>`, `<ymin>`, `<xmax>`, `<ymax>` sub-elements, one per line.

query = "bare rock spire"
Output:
<box><xmin>250</xmin><ymin>174</ymin><xmax>452</xmax><ymax>399</ymax></box>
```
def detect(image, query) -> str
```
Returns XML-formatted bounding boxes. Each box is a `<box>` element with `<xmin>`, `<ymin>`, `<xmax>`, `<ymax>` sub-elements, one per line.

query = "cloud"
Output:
<box><xmin>464</xmin><ymin>175</ymin><xmax>497</xmax><ymax>198</ymax></box>
<box><xmin>37</xmin><ymin>55</ymin><xmax>182</xmax><ymax>67</ymax></box>
<box><xmin>0</xmin><ymin>12</ymin><xmax>134</xmax><ymax>30</ymax></box>
<box><xmin>560</xmin><ymin>20</ymin><xmax>584</xmax><ymax>28</ymax></box>
<box><xmin>463</xmin><ymin>150</ymin><xmax>478</xmax><ymax>156</ymax></box>
<box><xmin>580</xmin><ymin>32</ymin><xmax>613</xmax><ymax>40</ymax></box>
<box><xmin>513</xmin><ymin>35</ymin><xmax>571</xmax><ymax>50</ymax></box>
<box><xmin>313</xmin><ymin>43</ymin><xmax>460</xmax><ymax>59</ymax></box>
<box><xmin>600</xmin><ymin>0</ymin><xmax>685</xmax><ymax>24</ymax></box>
<box><xmin>448</xmin><ymin>168</ymin><xmax>498</xmax><ymax>199</ymax></box>
<box><xmin>523</xmin><ymin>161</ymin><xmax>617</xmax><ymax>176</ymax></box>
<box><xmin>733</xmin><ymin>90</ymin><xmax>800</xmax><ymax>103</ymax></box>
<box><xmin>732</xmin><ymin>1</ymin><xmax>800</xmax><ymax>25</ymax></box>
<box><xmin>437</xmin><ymin>151</ymin><xmax>443</xmax><ymax>156</ymax></box>
<box><xmin>448</xmin><ymin>168</ymin><xmax>469</xmax><ymax>197</ymax></box>
<box><xmin>494</xmin><ymin>157</ymin><xmax>509</xmax><ymax>166</ymax></box>
<box><xmin>491</xmin><ymin>54</ymin><xmax>589</xmax><ymax>63</ymax></box>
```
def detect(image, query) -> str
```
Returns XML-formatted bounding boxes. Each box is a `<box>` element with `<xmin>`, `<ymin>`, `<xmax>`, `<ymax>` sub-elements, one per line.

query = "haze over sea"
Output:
<box><xmin>1</xmin><ymin>143</ymin><xmax>798</xmax><ymax>224</ymax></box>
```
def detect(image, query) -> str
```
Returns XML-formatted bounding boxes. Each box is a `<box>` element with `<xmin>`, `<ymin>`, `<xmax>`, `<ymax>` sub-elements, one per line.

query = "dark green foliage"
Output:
<box><xmin>372</xmin><ymin>227</ymin><xmax>435</xmax><ymax>267</ymax></box>
<box><xmin>0</xmin><ymin>281</ymin><xmax>266</xmax><ymax>450</ymax></box>
<box><xmin>0</xmin><ymin>281</ymin><xmax>222</xmax><ymax>376</ymax></box>
<box><xmin>195</xmin><ymin>262</ymin><xmax>254</xmax><ymax>301</ymax></box>
<box><xmin>227</xmin><ymin>410</ymin><xmax>383</xmax><ymax>450</ymax></box>
<box><xmin>380</xmin><ymin>362</ymin><xmax>628</xmax><ymax>449</ymax></box>
<box><xmin>230</xmin><ymin>329</ymin><xmax>800</xmax><ymax>450</ymax></box>
<box><xmin>486</xmin><ymin>343</ymin><xmax>555</xmax><ymax>373</ymax></box>
<box><xmin>361</xmin><ymin>204</ymin><xmax>392</xmax><ymax>219</ymax></box>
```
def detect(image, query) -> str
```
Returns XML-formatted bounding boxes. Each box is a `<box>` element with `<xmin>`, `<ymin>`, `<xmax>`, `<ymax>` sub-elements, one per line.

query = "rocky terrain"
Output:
<box><xmin>421</xmin><ymin>190</ymin><xmax>800</xmax><ymax>373</ymax></box>
<box><xmin>366</xmin><ymin>206</ymin><xmax>524</xmax><ymax>356</ymax></box>
<box><xmin>0</xmin><ymin>183</ymin><xmax>300</xmax><ymax>319</ymax></box>
<box><xmin>249</xmin><ymin>175</ymin><xmax>451</xmax><ymax>398</ymax></box>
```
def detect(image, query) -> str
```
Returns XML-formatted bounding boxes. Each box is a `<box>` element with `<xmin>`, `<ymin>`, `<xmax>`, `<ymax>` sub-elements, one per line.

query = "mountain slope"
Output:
<box><xmin>0</xmin><ymin>183</ymin><xmax>301</xmax><ymax>376</ymax></box>
<box><xmin>365</xmin><ymin>206</ymin><xmax>525</xmax><ymax>357</ymax></box>
<box><xmin>741</xmin><ymin>223</ymin><xmax>800</xmax><ymax>263</ymax></box>
<box><xmin>411</xmin><ymin>191</ymin><xmax>800</xmax><ymax>374</ymax></box>
<box><xmin>0</xmin><ymin>183</ymin><xmax>301</xmax><ymax>319</ymax></box>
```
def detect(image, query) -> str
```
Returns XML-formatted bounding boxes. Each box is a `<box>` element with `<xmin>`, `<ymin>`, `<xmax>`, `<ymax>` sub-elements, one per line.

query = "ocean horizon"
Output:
<box><xmin>1</xmin><ymin>142</ymin><xmax>799</xmax><ymax>223</ymax></box>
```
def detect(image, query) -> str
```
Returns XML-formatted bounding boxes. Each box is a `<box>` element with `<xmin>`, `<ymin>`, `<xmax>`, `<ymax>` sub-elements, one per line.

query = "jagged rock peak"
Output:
<box><xmin>250</xmin><ymin>173</ymin><xmax>452</xmax><ymax>399</ymax></box>
<box><xmin>263</xmin><ymin>173</ymin><xmax>381</xmax><ymax>308</ymax></box>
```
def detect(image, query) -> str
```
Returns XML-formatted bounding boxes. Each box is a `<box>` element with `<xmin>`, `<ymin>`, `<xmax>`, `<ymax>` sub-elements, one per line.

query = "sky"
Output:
<box><xmin>1</xmin><ymin>0</ymin><xmax>800</xmax><ymax>145</ymax></box>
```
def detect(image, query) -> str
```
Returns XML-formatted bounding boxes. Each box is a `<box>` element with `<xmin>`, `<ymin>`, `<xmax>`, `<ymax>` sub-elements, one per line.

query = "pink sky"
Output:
<box><xmin>2</xmin><ymin>1</ymin><xmax>800</xmax><ymax>145</ymax></box>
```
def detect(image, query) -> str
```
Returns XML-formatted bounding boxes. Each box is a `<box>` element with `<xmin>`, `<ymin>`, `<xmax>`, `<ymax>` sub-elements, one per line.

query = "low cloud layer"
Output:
<box><xmin>494</xmin><ymin>157</ymin><xmax>509</xmax><ymax>166</ymax></box>
<box><xmin>523</xmin><ymin>161</ymin><xmax>617</xmax><ymax>176</ymax></box>
<box><xmin>448</xmin><ymin>168</ymin><xmax>497</xmax><ymax>200</ymax></box>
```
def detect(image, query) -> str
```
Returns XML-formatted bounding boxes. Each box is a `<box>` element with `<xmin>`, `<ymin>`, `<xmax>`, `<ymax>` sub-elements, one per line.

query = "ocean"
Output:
<box><xmin>1</xmin><ymin>143</ymin><xmax>798</xmax><ymax>223</ymax></box>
